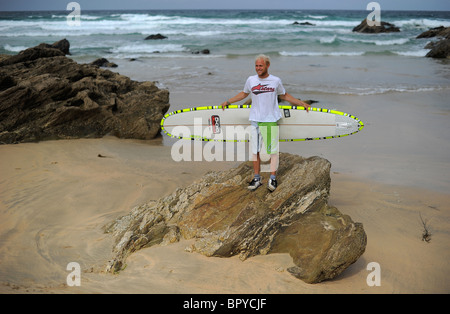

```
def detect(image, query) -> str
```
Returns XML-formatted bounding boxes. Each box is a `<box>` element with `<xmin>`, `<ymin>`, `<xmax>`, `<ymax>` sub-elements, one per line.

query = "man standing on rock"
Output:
<box><xmin>221</xmin><ymin>54</ymin><xmax>310</xmax><ymax>191</ymax></box>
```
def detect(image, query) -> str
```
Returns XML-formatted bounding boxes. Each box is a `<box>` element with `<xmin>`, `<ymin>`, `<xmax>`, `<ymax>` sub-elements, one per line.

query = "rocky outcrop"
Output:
<box><xmin>417</xmin><ymin>26</ymin><xmax>450</xmax><ymax>39</ymax></box>
<box><xmin>90</xmin><ymin>58</ymin><xmax>118</xmax><ymax>68</ymax></box>
<box><xmin>417</xmin><ymin>26</ymin><xmax>450</xmax><ymax>59</ymax></box>
<box><xmin>293</xmin><ymin>21</ymin><xmax>315</xmax><ymax>26</ymax></box>
<box><xmin>426</xmin><ymin>40</ymin><xmax>450</xmax><ymax>59</ymax></box>
<box><xmin>145</xmin><ymin>34</ymin><xmax>167</xmax><ymax>40</ymax></box>
<box><xmin>0</xmin><ymin>40</ymin><xmax>170</xmax><ymax>144</ymax></box>
<box><xmin>104</xmin><ymin>153</ymin><xmax>367</xmax><ymax>284</ymax></box>
<box><xmin>191</xmin><ymin>49</ymin><xmax>210</xmax><ymax>55</ymax></box>
<box><xmin>353</xmin><ymin>19</ymin><xmax>400</xmax><ymax>33</ymax></box>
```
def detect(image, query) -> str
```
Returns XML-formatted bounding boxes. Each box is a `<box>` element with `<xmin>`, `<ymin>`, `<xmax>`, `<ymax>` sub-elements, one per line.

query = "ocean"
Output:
<box><xmin>1</xmin><ymin>10</ymin><xmax>450</xmax><ymax>58</ymax></box>
<box><xmin>1</xmin><ymin>9</ymin><xmax>449</xmax><ymax>96</ymax></box>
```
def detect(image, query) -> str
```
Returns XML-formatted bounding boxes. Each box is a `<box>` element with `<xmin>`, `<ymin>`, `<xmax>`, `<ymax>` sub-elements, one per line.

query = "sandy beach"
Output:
<box><xmin>0</xmin><ymin>123</ymin><xmax>449</xmax><ymax>294</ymax></box>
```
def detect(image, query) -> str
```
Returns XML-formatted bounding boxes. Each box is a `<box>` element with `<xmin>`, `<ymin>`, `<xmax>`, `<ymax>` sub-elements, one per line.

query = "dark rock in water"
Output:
<box><xmin>293</xmin><ymin>21</ymin><xmax>315</xmax><ymax>26</ymax></box>
<box><xmin>18</xmin><ymin>38</ymin><xmax>71</xmax><ymax>57</ymax></box>
<box><xmin>104</xmin><ymin>153</ymin><xmax>367</xmax><ymax>284</ymax></box>
<box><xmin>145</xmin><ymin>33</ymin><xmax>168</xmax><ymax>40</ymax></box>
<box><xmin>417</xmin><ymin>26</ymin><xmax>450</xmax><ymax>39</ymax></box>
<box><xmin>49</xmin><ymin>38</ymin><xmax>71</xmax><ymax>55</ymax></box>
<box><xmin>352</xmin><ymin>19</ymin><xmax>400</xmax><ymax>33</ymax></box>
<box><xmin>425</xmin><ymin>39</ymin><xmax>450</xmax><ymax>59</ymax></box>
<box><xmin>0</xmin><ymin>40</ymin><xmax>170</xmax><ymax>144</ymax></box>
<box><xmin>0</xmin><ymin>42</ymin><xmax>66</xmax><ymax>66</ymax></box>
<box><xmin>417</xmin><ymin>26</ymin><xmax>450</xmax><ymax>59</ymax></box>
<box><xmin>90</xmin><ymin>58</ymin><xmax>118</xmax><ymax>68</ymax></box>
<box><xmin>192</xmin><ymin>49</ymin><xmax>210</xmax><ymax>55</ymax></box>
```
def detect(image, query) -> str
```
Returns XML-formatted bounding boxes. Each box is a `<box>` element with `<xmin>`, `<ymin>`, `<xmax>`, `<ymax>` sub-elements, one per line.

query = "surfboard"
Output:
<box><xmin>161</xmin><ymin>104</ymin><xmax>364</xmax><ymax>142</ymax></box>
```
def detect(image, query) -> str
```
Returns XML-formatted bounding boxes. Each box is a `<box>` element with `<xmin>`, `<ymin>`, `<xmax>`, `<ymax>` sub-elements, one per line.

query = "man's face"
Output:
<box><xmin>255</xmin><ymin>58</ymin><xmax>269</xmax><ymax>78</ymax></box>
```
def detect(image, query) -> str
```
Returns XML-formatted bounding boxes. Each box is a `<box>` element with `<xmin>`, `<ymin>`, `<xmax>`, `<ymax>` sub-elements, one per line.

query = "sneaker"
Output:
<box><xmin>268</xmin><ymin>178</ymin><xmax>278</xmax><ymax>192</ymax></box>
<box><xmin>248</xmin><ymin>178</ymin><xmax>262</xmax><ymax>190</ymax></box>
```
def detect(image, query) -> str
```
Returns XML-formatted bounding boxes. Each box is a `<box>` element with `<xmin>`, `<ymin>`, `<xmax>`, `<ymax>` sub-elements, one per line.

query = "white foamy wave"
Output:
<box><xmin>3</xmin><ymin>44</ymin><xmax>28</xmax><ymax>52</ymax></box>
<box><xmin>280</xmin><ymin>51</ymin><xmax>364</xmax><ymax>57</ymax></box>
<box><xmin>306</xmin><ymin>15</ymin><xmax>328</xmax><ymax>20</ymax></box>
<box><xmin>110</xmin><ymin>43</ymin><xmax>187</xmax><ymax>55</ymax></box>
<box><xmin>181</xmin><ymin>30</ymin><xmax>232</xmax><ymax>37</ymax></box>
<box><xmin>394</xmin><ymin>49</ymin><xmax>429</xmax><ymax>57</ymax></box>
<box><xmin>374</xmin><ymin>38</ymin><xmax>410</xmax><ymax>46</ymax></box>
<box><xmin>0</xmin><ymin>15</ymin><xmax>163</xmax><ymax>37</ymax></box>
<box><xmin>51</xmin><ymin>14</ymin><xmax>102</xmax><ymax>20</ymax></box>
<box><xmin>119</xmin><ymin>13</ymin><xmax>175</xmax><ymax>22</ymax></box>
<box><xmin>393</xmin><ymin>18</ymin><xmax>450</xmax><ymax>29</ymax></box>
<box><xmin>313</xmin><ymin>20</ymin><xmax>362</xmax><ymax>27</ymax></box>
<box><xmin>292</xmin><ymin>19</ymin><xmax>360</xmax><ymax>28</ymax></box>
<box><xmin>319</xmin><ymin>35</ymin><xmax>337</xmax><ymax>44</ymax></box>
<box><xmin>336</xmin><ymin>86</ymin><xmax>448</xmax><ymax>96</ymax></box>
<box><xmin>340</xmin><ymin>37</ymin><xmax>410</xmax><ymax>46</ymax></box>
<box><xmin>116</xmin><ymin>15</ymin><xmax>293</xmax><ymax>26</ymax></box>
<box><xmin>294</xmin><ymin>27</ymin><xmax>352</xmax><ymax>34</ymax></box>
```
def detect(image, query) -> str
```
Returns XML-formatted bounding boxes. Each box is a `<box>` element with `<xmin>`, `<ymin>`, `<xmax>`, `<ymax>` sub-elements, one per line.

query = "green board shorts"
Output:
<box><xmin>250</xmin><ymin>121</ymin><xmax>279</xmax><ymax>155</ymax></box>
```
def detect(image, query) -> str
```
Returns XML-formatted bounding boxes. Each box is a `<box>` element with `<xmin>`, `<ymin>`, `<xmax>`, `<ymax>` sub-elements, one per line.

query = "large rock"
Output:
<box><xmin>425</xmin><ymin>39</ymin><xmax>450</xmax><ymax>59</ymax></box>
<box><xmin>417</xmin><ymin>26</ymin><xmax>450</xmax><ymax>59</ymax></box>
<box><xmin>0</xmin><ymin>40</ymin><xmax>170</xmax><ymax>144</ymax></box>
<box><xmin>352</xmin><ymin>19</ymin><xmax>400</xmax><ymax>33</ymax></box>
<box><xmin>417</xmin><ymin>26</ymin><xmax>450</xmax><ymax>39</ymax></box>
<box><xmin>90</xmin><ymin>58</ymin><xmax>118</xmax><ymax>68</ymax></box>
<box><xmin>145</xmin><ymin>34</ymin><xmax>168</xmax><ymax>40</ymax></box>
<box><xmin>104</xmin><ymin>153</ymin><xmax>367</xmax><ymax>284</ymax></box>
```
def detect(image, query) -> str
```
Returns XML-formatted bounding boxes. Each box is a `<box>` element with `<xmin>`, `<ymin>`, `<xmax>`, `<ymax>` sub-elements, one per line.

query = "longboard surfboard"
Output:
<box><xmin>161</xmin><ymin>104</ymin><xmax>364</xmax><ymax>142</ymax></box>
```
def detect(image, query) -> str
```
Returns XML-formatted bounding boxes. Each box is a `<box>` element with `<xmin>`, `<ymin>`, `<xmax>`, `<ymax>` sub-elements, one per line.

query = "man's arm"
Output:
<box><xmin>221</xmin><ymin>92</ymin><xmax>249</xmax><ymax>110</ymax></box>
<box><xmin>279</xmin><ymin>93</ymin><xmax>311</xmax><ymax>112</ymax></box>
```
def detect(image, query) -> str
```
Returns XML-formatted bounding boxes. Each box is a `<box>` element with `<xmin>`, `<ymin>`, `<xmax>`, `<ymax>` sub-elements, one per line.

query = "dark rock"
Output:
<box><xmin>50</xmin><ymin>38</ymin><xmax>71</xmax><ymax>55</ymax></box>
<box><xmin>352</xmin><ymin>19</ymin><xmax>400</xmax><ymax>33</ymax></box>
<box><xmin>417</xmin><ymin>26</ymin><xmax>450</xmax><ymax>39</ymax></box>
<box><xmin>425</xmin><ymin>41</ymin><xmax>437</xmax><ymax>50</ymax></box>
<box><xmin>34</xmin><ymin>38</ymin><xmax>71</xmax><ymax>55</ymax></box>
<box><xmin>104</xmin><ymin>153</ymin><xmax>367</xmax><ymax>283</ymax></box>
<box><xmin>293</xmin><ymin>21</ymin><xmax>315</xmax><ymax>26</ymax></box>
<box><xmin>0</xmin><ymin>40</ymin><xmax>170</xmax><ymax>144</ymax></box>
<box><xmin>90</xmin><ymin>58</ymin><xmax>118</xmax><ymax>68</ymax></box>
<box><xmin>417</xmin><ymin>26</ymin><xmax>450</xmax><ymax>59</ymax></box>
<box><xmin>145</xmin><ymin>34</ymin><xmax>168</xmax><ymax>40</ymax></box>
<box><xmin>426</xmin><ymin>39</ymin><xmax>450</xmax><ymax>59</ymax></box>
<box><xmin>0</xmin><ymin>45</ymin><xmax>65</xmax><ymax>67</ymax></box>
<box><xmin>192</xmin><ymin>49</ymin><xmax>210</xmax><ymax>55</ymax></box>
<box><xmin>270</xmin><ymin>204</ymin><xmax>366</xmax><ymax>283</ymax></box>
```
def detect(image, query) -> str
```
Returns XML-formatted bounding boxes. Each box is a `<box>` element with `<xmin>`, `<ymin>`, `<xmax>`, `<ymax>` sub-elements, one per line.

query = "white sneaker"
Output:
<box><xmin>248</xmin><ymin>178</ymin><xmax>262</xmax><ymax>190</ymax></box>
<box><xmin>268</xmin><ymin>178</ymin><xmax>278</xmax><ymax>192</ymax></box>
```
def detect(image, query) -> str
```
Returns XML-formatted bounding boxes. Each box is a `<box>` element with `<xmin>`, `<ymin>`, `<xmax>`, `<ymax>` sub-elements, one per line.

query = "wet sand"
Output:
<box><xmin>0</xmin><ymin>135</ymin><xmax>448</xmax><ymax>294</ymax></box>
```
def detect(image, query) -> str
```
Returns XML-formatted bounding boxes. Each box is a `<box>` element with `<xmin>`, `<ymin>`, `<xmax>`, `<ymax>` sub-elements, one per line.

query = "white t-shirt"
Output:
<box><xmin>244</xmin><ymin>74</ymin><xmax>286</xmax><ymax>122</ymax></box>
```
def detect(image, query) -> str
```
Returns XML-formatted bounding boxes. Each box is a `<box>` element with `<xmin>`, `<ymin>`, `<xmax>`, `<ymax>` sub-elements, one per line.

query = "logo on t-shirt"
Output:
<box><xmin>251</xmin><ymin>84</ymin><xmax>275</xmax><ymax>95</ymax></box>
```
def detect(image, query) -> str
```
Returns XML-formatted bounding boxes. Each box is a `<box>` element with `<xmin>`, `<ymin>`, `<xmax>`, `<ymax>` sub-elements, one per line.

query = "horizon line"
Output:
<box><xmin>1</xmin><ymin>8</ymin><xmax>450</xmax><ymax>12</ymax></box>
